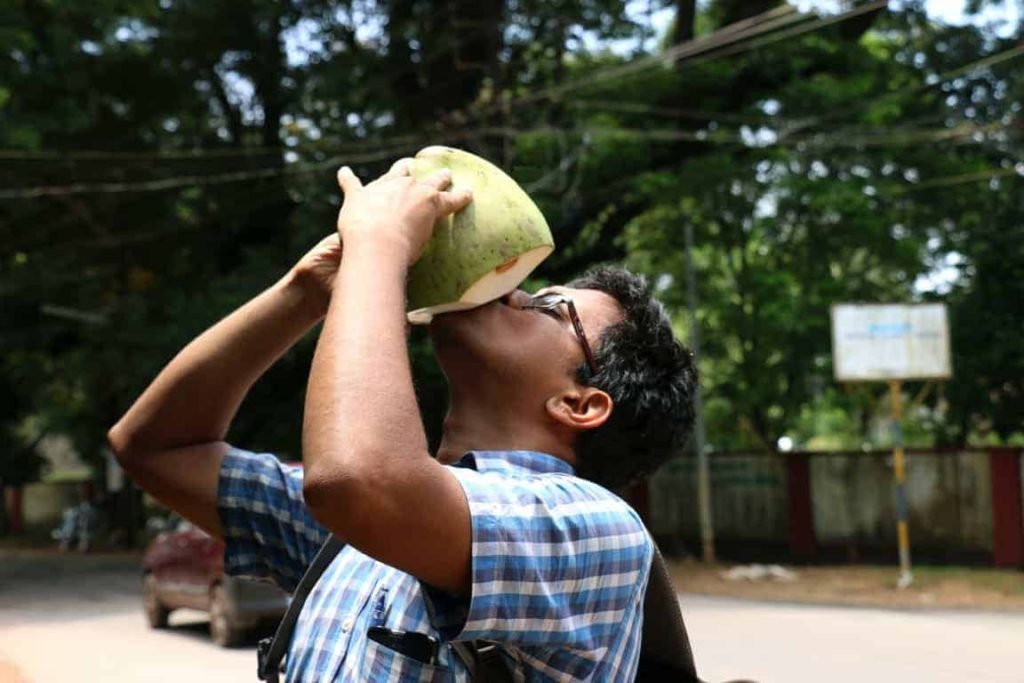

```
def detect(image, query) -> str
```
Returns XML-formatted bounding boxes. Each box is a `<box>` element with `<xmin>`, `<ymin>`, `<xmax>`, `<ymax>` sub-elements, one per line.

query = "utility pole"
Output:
<box><xmin>684</xmin><ymin>221</ymin><xmax>715</xmax><ymax>563</ymax></box>
<box><xmin>889</xmin><ymin>379</ymin><xmax>913</xmax><ymax>588</ymax></box>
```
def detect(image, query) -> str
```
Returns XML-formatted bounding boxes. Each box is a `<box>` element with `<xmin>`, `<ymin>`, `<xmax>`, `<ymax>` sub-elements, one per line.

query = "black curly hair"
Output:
<box><xmin>567</xmin><ymin>265</ymin><xmax>698</xmax><ymax>491</ymax></box>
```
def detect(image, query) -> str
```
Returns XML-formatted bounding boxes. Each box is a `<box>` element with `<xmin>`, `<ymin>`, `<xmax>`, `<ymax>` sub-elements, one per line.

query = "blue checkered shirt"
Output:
<box><xmin>218</xmin><ymin>447</ymin><xmax>652</xmax><ymax>682</ymax></box>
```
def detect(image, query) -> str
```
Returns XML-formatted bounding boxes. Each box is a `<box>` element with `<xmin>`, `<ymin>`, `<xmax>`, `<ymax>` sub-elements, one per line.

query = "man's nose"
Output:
<box><xmin>502</xmin><ymin>289</ymin><xmax>532</xmax><ymax>310</ymax></box>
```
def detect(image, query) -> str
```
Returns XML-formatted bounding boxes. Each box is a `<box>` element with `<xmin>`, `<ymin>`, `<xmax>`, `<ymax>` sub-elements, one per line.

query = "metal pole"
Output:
<box><xmin>684</xmin><ymin>221</ymin><xmax>715</xmax><ymax>563</ymax></box>
<box><xmin>889</xmin><ymin>379</ymin><xmax>913</xmax><ymax>588</ymax></box>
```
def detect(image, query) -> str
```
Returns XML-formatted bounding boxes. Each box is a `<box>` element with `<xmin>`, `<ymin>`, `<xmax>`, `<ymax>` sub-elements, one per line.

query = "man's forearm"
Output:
<box><xmin>302</xmin><ymin>239</ymin><xmax>428</xmax><ymax>484</ymax></box>
<box><xmin>109</xmin><ymin>270</ymin><xmax>324</xmax><ymax>457</ymax></box>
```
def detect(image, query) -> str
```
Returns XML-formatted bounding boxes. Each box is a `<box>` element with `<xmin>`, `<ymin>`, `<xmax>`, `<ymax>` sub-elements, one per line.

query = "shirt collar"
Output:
<box><xmin>454</xmin><ymin>450</ymin><xmax>575</xmax><ymax>477</ymax></box>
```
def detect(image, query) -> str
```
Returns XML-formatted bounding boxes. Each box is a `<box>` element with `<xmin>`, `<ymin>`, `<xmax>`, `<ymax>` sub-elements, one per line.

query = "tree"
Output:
<box><xmin>1</xmin><ymin>0</ymin><xmax>1021</xmax><ymax>515</ymax></box>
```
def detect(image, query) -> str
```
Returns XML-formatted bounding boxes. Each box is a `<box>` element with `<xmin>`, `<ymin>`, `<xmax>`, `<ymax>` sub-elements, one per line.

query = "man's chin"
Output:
<box><xmin>429</xmin><ymin>300</ymin><xmax>500</xmax><ymax>331</ymax></box>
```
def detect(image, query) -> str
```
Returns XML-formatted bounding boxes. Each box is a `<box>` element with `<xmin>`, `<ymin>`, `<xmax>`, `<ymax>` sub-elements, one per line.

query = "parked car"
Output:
<box><xmin>142</xmin><ymin>514</ymin><xmax>290</xmax><ymax>647</ymax></box>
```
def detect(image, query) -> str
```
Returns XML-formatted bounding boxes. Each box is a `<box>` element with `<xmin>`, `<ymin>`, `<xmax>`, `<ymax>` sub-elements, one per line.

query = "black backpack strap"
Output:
<box><xmin>449</xmin><ymin>641</ymin><xmax>481</xmax><ymax>679</ymax></box>
<box><xmin>637</xmin><ymin>540</ymin><xmax>701</xmax><ymax>682</ymax></box>
<box><xmin>257</xmin><ymin>535</ymin><xmax>346</xmax><ymax>682</ymax></box>
<box><xmin>449</xmin><ymin>641</ymin><xmax>519</xmax><ymax>682</ymax></box>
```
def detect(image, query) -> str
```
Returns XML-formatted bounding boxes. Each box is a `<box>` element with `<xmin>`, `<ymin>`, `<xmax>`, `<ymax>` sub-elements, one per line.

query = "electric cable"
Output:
<box><xmin>3</xmin><ymin>120</ymin><xmax>1016</xmax><ymax>200</ymax></box>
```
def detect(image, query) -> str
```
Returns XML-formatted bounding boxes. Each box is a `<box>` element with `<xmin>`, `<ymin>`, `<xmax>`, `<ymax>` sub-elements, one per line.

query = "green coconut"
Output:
<box><xmin>406</xmin><ymin>146</ymin><xmax>555</xmax><ymax>324</ymax></box>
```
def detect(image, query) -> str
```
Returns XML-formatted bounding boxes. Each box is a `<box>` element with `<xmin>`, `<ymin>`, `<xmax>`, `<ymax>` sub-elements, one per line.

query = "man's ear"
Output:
<box><xmin>545</xmin><ymin>387</ymin><xmax>613</xmax><ymax>433</ymax></box>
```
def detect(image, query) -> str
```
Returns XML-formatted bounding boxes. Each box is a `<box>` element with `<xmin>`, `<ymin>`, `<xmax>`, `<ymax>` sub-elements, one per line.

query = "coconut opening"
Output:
<box><xmin>407</xmin><ymin>245</ymin><xmax>553</xmax><ymax>325</ymax></box>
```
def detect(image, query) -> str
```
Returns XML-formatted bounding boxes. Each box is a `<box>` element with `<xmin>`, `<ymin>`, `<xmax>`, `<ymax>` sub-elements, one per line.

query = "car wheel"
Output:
<box><xmin>143</xmin><ymin>573</ymin><xmax>170</xmax><ymax>629</ymax></box>
<box><xmin>209</xmin><ymin>583</ymin><xmax>244</xmax><ymax>647</ymax></box>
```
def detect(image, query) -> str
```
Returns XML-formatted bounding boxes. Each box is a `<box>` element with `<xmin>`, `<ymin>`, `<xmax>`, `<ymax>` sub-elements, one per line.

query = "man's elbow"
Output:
<box><xmin>106</xmin><ymin>418</ymin><xmax>158</xmax><ymax>472</ymax></box>
<box><xmin>302</xmin><ymin>442</ymin><xmax>432</xmax><ymax>531</ymax></box>
<box><xmin>302</xmin><ymin>459</ymin><xmax>377</xmax><ymax>532</ymax></box>
<box><xmin>106</xmin><ymin>421</ymin><xmax>137</xmax><ymax>467</ymax></box>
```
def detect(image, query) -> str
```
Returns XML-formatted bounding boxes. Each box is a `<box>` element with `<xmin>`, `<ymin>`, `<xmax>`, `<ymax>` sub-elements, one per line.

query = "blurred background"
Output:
<box><xmin>1</xmin><ymin>1</ymin><xmax>1022</xmax><ymax>681</ymax></box>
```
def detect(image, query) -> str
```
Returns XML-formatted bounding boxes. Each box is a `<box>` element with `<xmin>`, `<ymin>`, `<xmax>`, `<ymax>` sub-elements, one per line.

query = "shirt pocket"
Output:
<box><xmin>363</xmin><ymin>636</ymin><xmax>455</xmax><ymax>683</ymax></box>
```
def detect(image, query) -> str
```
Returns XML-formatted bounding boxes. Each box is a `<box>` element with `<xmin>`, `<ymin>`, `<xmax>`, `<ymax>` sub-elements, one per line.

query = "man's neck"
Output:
<box><xmin>434</xmin><ymin>401</ymin><xmax>575</xmax><ymax>467</ymax></box>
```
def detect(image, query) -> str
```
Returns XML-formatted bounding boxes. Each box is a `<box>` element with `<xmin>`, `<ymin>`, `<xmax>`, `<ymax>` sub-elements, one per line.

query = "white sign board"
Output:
<box><xmin>831</xmin><ymin>304</ymin><xmax>951</xmax><ymax>381</ymax></box>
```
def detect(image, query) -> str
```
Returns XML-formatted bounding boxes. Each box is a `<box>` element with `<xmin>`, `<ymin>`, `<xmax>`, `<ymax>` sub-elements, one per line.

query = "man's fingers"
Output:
<box><xmin>437</xmin><ymin>188</ymin><xmax>473</xmax><ymax>216</ymax></box>
<box><xmin>420</xmin><ymin>168</ymin><xmax>453</xmax><ymax>190</ymax></box>
<box><xmin>336</xmin><ymin>166</ymin><xmax>363</xmax><ymax>194</ymax></box>
<box><xmin>319</xmin><ymin>233</ymin><xmax>341</xmax><ymax>248</ymax></box>
<box><xmin>386</xmin><ymin>158</ymin><xmax>413</xmax><ymax>177</ymax></box>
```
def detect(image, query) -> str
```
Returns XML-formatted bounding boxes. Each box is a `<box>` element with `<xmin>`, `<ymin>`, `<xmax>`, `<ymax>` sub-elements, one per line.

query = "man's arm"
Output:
<box><xmin>301</xmin><ymin>164</ymin><xmax>474</xmax><ymax>594</ymax></box>
<box><xmin>107</xmin><ymin>237</ymin><xmax>338</xmax><ymax>537</ymax></box>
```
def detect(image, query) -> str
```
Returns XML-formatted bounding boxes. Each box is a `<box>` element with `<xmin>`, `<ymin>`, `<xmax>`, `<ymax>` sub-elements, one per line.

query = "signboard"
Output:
<box><xmin>830</xmin><ymin>304</ymin><xmax>952</xmax><ymax>381</ymax></box>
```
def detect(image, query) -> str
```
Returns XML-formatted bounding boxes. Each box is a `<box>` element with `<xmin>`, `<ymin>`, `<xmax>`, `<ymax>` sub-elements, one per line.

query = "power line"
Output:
<box><xmin>524</xmin><ymin>143</ymin><xmax>588</xmax><ymax>194</ymax></box>
<box><xmin>1</xmin><ymin>175</ymin><xmax>305</xmax><ymax>258</ymax></box>
<box><xmin>781</xmin><ymin>41</ymin><xmax>1024</xmax><ymax>139</ymax></box>
<box><xmin>492</xmin><ymin>1</ymin><xmax>888</xmax><ymax>119</ymax></box>
<box><xmin>0</xmin><ymin>146</ymin><xmax>287</xmax><ymax>161</ymax></box>
<box><xmin>3</xmin><ymin>121</ymin><xmax>1014</xmax><ymax>200</ymax></box>
<box><xmin>0</xmin><ymin>126</ymin><xmax>545</xmax><ymax>195</ymax></box>
<box><xmin>0</xmin><ymin>131</ymin><xmax>435</xmax><ymax>162</ymax></box>
<box><xmin>545</xmin><ymin>121</ymin><xmax>1005</xmax><ymax>148</ymax></box>
<box><xmin>508</xmin><ymin>3</ymin><xmax>1016</xmax><ymax>142</ymax></box>
<box><xmin>568</xmin><ymin>100</ymin><xmax>782</xmax><ymax>126</ymax></box>
<box><xmin>680</xmin><ymin>0</ymin><xmax>888</xmax><ymax>69</ymax></box>
<box><xmin>569</xmin><ymin>99</ymin><xmax>1012</xmax><ymax>146</ymax></box>
<box><xmin>0</xmin><ymin>126</ymin><xmax>585</xmax><ymax>201</ymax></box>
<box><xmin>503</xmin><ymin>5</ymin><xmax>817</xmax><ymax>110</ymax></box>
<box><xmin>894</xmin><ymin>166</ymin><xmax>1022</xmax><ymax>193</ymax></box>
<box><xmin>0</xmin><ymin>159</ymin><xmax>333</xmax><ymax>199</ymax></box>
<box><xmin>790</xmin><ymin>122</ymin><xmax>1013</xmax><ymax>148</ymax></box>
<box><xmin>0</xmin><ymin>139</ymin><xmax>445</xmax><ymax>199</ymax></box>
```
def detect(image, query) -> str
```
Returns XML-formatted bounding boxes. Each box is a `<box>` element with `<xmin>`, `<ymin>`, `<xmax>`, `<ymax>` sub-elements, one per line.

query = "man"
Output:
<box><xmin>109</xmin><ymin>160</ymin><xmax>697</xmax><ymax>681</ymax></box>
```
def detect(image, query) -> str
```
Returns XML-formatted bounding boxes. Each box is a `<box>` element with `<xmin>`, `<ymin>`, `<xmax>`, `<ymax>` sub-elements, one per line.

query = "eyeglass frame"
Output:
<box><xmin>523</xmin><ymin>292</ymin><xmax>599</xmax><ymax>377</ymax></box>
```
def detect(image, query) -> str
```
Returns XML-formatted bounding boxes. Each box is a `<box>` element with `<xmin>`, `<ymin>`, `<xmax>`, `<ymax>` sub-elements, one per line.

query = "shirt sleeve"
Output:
<box><xmin>423</xmin><ymin>467</ymin><xmax>652</xmax><ymax>655</ymax></box>
<box><xmin>217</xmin><ymin>446</ymin><xmax>328</xmax><ymax>592</ymax></box>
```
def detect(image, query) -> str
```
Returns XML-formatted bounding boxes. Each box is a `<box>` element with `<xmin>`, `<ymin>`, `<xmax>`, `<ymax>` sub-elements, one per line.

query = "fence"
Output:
<box><xmin>644</xmin><ymin>448</ymin><xmax>1024</xmax><ymax>567</ymax></box>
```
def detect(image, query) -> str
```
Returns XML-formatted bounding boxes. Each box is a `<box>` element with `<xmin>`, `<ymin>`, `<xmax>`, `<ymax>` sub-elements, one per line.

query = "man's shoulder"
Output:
<box><xmin>450</xmin><ymin>461</ymin><xmax>650</xmax><ymax>540</ymax></box>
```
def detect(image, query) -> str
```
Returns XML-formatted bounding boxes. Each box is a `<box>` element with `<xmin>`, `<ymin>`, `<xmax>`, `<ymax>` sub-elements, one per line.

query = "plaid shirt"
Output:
<box><xmin>218</xmin><ymin>447</ymin><xmax>652</xmax><ymax>682</ymax></box>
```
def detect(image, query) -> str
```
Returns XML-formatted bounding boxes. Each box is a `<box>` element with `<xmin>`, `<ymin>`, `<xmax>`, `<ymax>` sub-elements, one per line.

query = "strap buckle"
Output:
<box><xmin>257</xmin><ymin>637</ymin><xmax>278</xmax><ymax>682</ymax></box>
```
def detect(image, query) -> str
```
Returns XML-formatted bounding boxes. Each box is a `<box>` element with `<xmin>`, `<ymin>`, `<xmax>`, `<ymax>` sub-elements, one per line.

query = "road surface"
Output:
<box><xmin>1</xmin><ymin>551</ymin><xmax>1021</xmax><ymax>682</ymax></box>
<box><xmin>682</xmin><ymin>594</ymin><xmax>1024</xmax><ymax>683</ymax></box>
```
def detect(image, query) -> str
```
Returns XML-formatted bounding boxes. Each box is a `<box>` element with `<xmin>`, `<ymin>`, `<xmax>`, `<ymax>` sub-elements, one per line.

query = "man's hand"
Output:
<box><xmin>288</xmin><ymin>233</ymin><xmax>343</xmax><ymax>319</ymax></box>
<box><xmin>334</xmin><ymin>159</ymin><xmax>472</xmax><ymax>266</ymax></box>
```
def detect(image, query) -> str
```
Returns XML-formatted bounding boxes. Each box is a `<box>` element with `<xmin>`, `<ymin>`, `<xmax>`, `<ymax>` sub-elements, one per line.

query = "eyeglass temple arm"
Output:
<box><xmin>568</xmin><ymin>309</ymin><xmax>598</xmax><ymax>374</ymax></box>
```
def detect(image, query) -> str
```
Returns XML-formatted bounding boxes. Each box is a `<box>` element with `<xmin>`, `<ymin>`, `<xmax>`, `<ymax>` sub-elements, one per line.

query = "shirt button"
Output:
<box><xmin>341</xmin><ymin>615</ymin><xmax>355</xmax><ymax>633</ymax></box>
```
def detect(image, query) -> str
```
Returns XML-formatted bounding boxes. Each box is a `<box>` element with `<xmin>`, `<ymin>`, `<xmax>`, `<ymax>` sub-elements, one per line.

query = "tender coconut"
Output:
<box><xmin>406</xmin><ymin>146</ymin><xmax>555</xmax><ymax>324</ymax></box>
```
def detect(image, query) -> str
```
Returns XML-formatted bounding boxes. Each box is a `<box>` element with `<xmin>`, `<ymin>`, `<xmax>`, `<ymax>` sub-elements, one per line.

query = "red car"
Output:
<box><xmin>142</xmin><ymin>515</ymin><xmax>290</xmax><ymax>646</ymax></box>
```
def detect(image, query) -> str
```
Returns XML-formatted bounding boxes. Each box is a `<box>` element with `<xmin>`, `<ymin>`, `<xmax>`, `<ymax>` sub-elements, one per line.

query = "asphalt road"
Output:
<box><xmin>682</xmin><ymin>594</ymin><xmax>1024</xmax><ymax>683</ymax></box>
<box><xmin>1</xmin><ymin>551</ymin><xmax>1021</xmax><ymax>682</ymax></box>
<box><xmin>0</xmin><ymin>552</ymin><xmax>253</xmax><ymax>683</ymax></box>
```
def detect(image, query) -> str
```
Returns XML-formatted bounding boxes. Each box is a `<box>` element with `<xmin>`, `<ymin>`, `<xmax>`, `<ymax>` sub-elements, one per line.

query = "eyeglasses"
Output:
<box><xmin>523</xmin><ymin>292</ymin><xmax>599</xmax><ymax>377</ymax></box>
